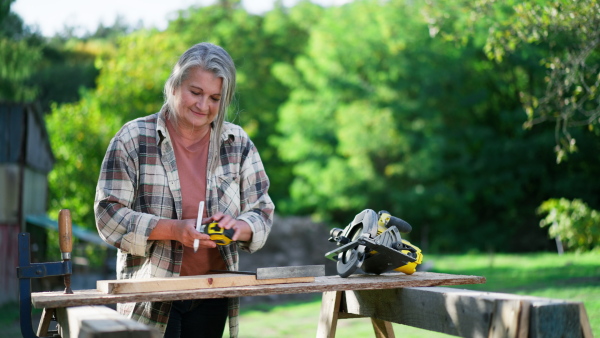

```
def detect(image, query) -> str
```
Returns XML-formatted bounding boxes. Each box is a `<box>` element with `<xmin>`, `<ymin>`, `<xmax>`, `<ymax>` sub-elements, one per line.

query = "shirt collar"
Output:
<box><xmin>156</xmin><ymin>107</ymin><xmax>235</xmax><ymax>146</ymax></box>
<box><xmin>220</xmin><ymin>122</ymin><xmax>236</xmax><ymax>144</ymax></box>
<box><xmin>156</xmin><ymin>107</ymin><xmax>168</xmax><ymax>146</ymax></box>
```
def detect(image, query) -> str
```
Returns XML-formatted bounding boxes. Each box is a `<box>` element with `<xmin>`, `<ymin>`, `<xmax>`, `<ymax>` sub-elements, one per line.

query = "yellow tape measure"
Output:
<box><xmin>206</xmin><ymin>222</ymin><xmax>234</xmax><ymax>245</ymax></box>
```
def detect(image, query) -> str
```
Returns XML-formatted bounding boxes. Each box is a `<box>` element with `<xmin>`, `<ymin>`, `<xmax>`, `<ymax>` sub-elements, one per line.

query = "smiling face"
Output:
<box><xmin>173</xmin><ymin>67</ymin><xmax>223</xmax><ymax>137</ymax></box>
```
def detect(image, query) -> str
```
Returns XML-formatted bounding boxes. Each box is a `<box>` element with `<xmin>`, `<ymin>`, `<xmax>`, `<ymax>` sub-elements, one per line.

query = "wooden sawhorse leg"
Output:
<box><xmin>37</xmin><ymin>308</ymin><xmax>56</xmax><ymax>337</ymax></box>
<box><xmin>316</xmin><ymin>291</ymin><xmax>395</xmax><ymax>338</ymax></box>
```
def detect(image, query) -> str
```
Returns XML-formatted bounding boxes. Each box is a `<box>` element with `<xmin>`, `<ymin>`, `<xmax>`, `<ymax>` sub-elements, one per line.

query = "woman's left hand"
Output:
<box><xmin>207</xmin><ymin>212</ymin><xmax>253</xmax><ymax>242</ymax></box>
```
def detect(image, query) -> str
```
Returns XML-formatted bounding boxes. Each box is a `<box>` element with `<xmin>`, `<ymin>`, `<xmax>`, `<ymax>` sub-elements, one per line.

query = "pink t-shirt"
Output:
<box><xmin>167</xmin><ymin>120</ymin><xmax>226</xmax><ymax>276</ymax></box>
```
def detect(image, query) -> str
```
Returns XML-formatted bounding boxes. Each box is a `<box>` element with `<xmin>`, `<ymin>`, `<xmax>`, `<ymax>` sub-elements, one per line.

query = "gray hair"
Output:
<box><xmin>163</xmin><ymin>42</ymin><xmax>236</xmax><ymax>173</ymax></box>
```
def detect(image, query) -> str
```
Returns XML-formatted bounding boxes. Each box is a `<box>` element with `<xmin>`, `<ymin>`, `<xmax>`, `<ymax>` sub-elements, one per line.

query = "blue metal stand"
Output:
<box><xmin>17</xmin><ymin>232</ymin><xmax>72</xmax><ymax>338</ymax></box>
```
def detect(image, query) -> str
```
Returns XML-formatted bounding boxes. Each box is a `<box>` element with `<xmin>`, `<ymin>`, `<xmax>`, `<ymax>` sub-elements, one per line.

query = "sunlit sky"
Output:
<box><xmin>12</xmin><ymin>0</ymin><xmax>353</xmax><ymax>37</ymax></box>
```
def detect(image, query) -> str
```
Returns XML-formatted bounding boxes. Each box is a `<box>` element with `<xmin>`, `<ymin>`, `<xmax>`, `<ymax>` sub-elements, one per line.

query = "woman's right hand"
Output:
<box><xmin>150</xmin><ymin>218</ymin><xmax>216</xmax><ymax>248</ymax></box>
<box><xmin>177</xmin><ymin>218</ymin><xmax>218</xmax><ymax>249</ymax></box>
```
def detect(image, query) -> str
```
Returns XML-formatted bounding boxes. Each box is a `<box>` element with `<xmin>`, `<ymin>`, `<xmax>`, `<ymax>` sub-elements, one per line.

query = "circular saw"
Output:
<box><xmin>325</xmin><ymin>209</ymin><xmax>423</xmax><ymax>278</ymax></box>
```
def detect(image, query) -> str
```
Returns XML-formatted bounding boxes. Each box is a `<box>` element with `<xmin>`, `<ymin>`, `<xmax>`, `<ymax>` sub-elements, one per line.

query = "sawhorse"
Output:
<box><xmin>318</xmin><ymin>291</ymin><xmax>395</xmax><ymax>338</ymax></box>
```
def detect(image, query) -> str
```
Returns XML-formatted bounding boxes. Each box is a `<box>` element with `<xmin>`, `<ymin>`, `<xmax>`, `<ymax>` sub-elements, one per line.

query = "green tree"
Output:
<box><xmin>274</xmin><ymin>0</ymin><xmax>600</xmax><ymax>251</ymax></box>
<box><xmin>46</xmin><ymin>92</ymin><xmax>122</xmax><ymax>226</ymax></box>
<box><xmin>43</xmin><ymin>0</ymin><xmax>600</xmax><ymax>254</ymax></box>
<box><xmin>45</xmin><ymin>1</ymin><xmax>315</xmax><ymax>225</ymax></box>
<box><xmin>31</xmin><ymin>39</ymin><xmax>100</xmax><ymax>110</ymax></box>
<box><xmin>538</xmin><ymin>198</ymin><xmax>600</xmax><ymax>252</ymax></box>
<box><xmin>0</xmin><ymin>0</ymin><xmax>101</xmax><ymax>106</ymax></box>
<box><xmin>167</xmin><ymin>1</ymin><xmax>318</xmax><ymax>208</ymax></box>
<box><xmin>0</xmin><ymin>0</ymin><xmax>41</xmax><ymax>102</ymax></box>
<box><xmin>45</xmin><ymin>30</ymin><xmax>178</xmax><ymax>227</ymax></box>
<box><xmin>437</xmin><ymin>0</ymin><xmax>600</xmax><ymax>163</ymax></box>
<box><xmin>490</xmin><ymin>0</ymin><xmax>600</xmax><ymax>163</ymax></box>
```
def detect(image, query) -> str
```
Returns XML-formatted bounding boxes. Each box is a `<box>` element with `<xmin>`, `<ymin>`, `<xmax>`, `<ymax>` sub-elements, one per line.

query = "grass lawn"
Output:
<box><xmin>226</xmin><ymin>251</ymin><xmax>600</xmax><ymax>337</ymax></box>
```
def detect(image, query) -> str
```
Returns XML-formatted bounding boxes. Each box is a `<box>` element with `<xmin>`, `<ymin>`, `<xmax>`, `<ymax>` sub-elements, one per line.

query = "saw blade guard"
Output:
<box><xmin>334</xmin><ymin>210</ymin><xmax>378</xmax><ymax>277</ymax></box>
<box><xmin>343</xmin><ymin>209</ymin><xmax>379</xmax><ymax>239</ymax></box>
<box><xmin>325</xmin><ymin>209</ymin><xmax>422</xmax><ymax>277</ymax></box>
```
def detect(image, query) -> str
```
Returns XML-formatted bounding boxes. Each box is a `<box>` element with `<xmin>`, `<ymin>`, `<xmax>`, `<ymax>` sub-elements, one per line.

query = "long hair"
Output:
<box><xmin>163</xmin><ymin>42</ymin><xmax>236</xmax><ymax>173</ymax></box>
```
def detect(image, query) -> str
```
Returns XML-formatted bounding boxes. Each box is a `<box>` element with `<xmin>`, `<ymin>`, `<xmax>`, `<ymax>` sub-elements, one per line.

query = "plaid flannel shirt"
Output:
<box><xmin>94</xmin><ymin>110</ymin><xmax>274</xmax><ymax>337</ymax></box>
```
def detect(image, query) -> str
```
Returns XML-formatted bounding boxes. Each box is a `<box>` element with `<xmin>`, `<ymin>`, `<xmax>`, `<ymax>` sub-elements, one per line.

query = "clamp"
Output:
<box><xmin>17</xmin><ymin>209</ymin><xmax>73</xmax><ymax>338</ymax></box>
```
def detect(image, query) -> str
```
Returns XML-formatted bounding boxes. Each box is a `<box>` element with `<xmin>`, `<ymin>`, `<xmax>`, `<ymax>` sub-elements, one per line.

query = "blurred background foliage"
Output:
<box><xmin>2</xmin><ymin>0</ymin><xmax>599</xmax><ymax>253</ymax></box>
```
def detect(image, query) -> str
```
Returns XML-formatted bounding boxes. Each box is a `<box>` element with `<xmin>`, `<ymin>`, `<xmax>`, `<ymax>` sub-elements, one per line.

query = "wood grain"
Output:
<box><xmin>55</xmin><ymin>306</ymin><xmax>158</xmax><ymax>338</ymax></box>
<box><xmin>37</xmin><ymin>308</ymin><xmax>55</xmax><ymax>337</ymax></box>
<box><xmin>371</xmin><ymin>317</ymin><xmax>395</xmax><ymax>338</ymax></box>
<box><xmin>316</xmin><ymin>291</ymin><xmax>343</xmax><ymax>338</ymax></box>
<box><xmin>97</xmin><ymin>274</ymin><xmax>314</xmax><ymax>294</ymax></box>
<box><xmin>32</xmin><ymin>272</ymin><xmax>486</xmax><ymax>309</ymax></box>
<box><xmin>341</xmin><ymin>287</ymin><xmax>590</xmax><ymax>338</ymax></box>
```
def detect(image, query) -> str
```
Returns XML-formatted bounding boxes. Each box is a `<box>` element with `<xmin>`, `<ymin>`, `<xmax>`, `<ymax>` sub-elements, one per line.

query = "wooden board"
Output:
<box><xmin>56</xmin><ymin>306</ymin><xmax>158</xmax><ymax>338</ymax></box>
<box><xmin>31</xmin><ymin>272</ymin><xmax>485</xmax><ymax>309</ymax></box>
<box><xmin>97</xmin><ymin>273</ymin><xmax>314</xmax><ymax>294</ymax></box>
<box><xmin>340</xmin><ymin>287</ymin><xmax>591</xmax><ymax>338</ymax></box>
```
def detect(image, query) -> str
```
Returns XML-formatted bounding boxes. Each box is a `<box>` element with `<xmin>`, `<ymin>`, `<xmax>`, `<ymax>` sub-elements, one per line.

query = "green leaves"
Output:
<box><xmin>32</xmin><ymin>0</ymin><xmax>600</xmax><ymax>252</ymax></box>
<box><xmin>45</xmin><ymin>91</ymin><xmax>121</xmax><ymax>226</ymax></box>
<box><xmin>95</xmin><ymin>30</ymin><xmax>181</xmax><ymax>122</ymax></box>
<box><xmin>0</xmin><ymin>38</ymin><xmax>41</xmax><ymax>101</ymax></box>
<box><xmin>482</xmin><ymin>0</ymin><xmax>600</xmax><ymax>162</ymax></box>
<box><xmin>538</xmin><ymin>198</ymin><xmax>600</xmax><ymax>252</ymax></box>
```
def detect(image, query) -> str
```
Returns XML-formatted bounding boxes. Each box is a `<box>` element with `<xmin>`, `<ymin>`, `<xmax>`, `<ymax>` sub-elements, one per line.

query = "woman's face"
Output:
<box><xmin>174</xmin><ymin>67</ymin><xmax>223</xmax><ymax>134</ymax></box>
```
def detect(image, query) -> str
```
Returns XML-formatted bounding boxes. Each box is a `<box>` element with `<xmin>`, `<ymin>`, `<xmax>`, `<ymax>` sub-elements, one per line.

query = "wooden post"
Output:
<box><xmin>371</xmin><ymin>318</ymin><xmax>395</xmax><ymax>338</ymax></box>
<box><xmin>37</xmin><ymin>307</ymin><xmax>55</xmax><ymax>336</ymax></box>
<box><xmin>317</xmin><ymin>290</ymin><xmax>396</xmax><ymax>338</ymax></box>
<box><xmin>317</xmin><ymin>291</ymin><xmax>343</xmax><ymax>338</ymax></box>
<box><xmin>579</xmin><ymin>303</ymin><xmax>593</xmax><ymax>338</ymax></box>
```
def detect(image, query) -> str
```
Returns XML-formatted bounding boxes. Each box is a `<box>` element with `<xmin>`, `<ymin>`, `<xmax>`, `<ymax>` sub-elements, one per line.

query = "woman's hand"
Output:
<box><xmin>150</xmin><ymin>213</ymin><xmax>253</xmax><ymax>246</ymax></box>
<box><xmin>150</xmin><ymin>218</ymin><xmax>216</xmax><ymax>249</ymax></box>
<box><xmin>178</xmin><ymin>218</ymin><xmax>218</xmax><ymax>249</ymax></box>
<box><xmin>208</xmin><ymin>212</ymin><xmax>253</xmax><ymax>242</ymax></box>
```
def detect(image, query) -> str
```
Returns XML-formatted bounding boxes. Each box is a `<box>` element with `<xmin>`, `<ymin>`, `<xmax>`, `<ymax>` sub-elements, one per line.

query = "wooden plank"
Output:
<box><xmin>343</xmin><ymin>287</ymin><xmax>494</xmax><ymax>336</ymax></box>
<box><xmin>32</xmin><ymin>272</ymin><xmax>486</xmax><ymax>309</ymax></box>
<box><xmin>529</xmin><ymin>301</ymin><xmax>583</xmax><ymax>338</ymax></box>
<box><xmin>517</xmin><ymin>300</ymin><xmax>531</xmax><ymax>338</ymax></box>
<box><xmin>55</xmin><ymin>305</ymin><xmax>159</xmax><ymax>338</ymax></box>
<box><xmin>489</xmin><ymin>299</ymin><xmax>522</xmax><ymax>338</ymax></box>
<box><xmin>97</xmin><ymin>273</ymin><xmax>315</xmax><ymax>294</ymax></box>
<box><xmin>316</xmin><ymin>291</ymin><xmax>342</xmax><ymax>338</ymax></box>
<box><xmin>79</xmin><ymin>319</ymin><xmax>158</xmax><ymax>338</ymax></box>
<box><xmin>342</xmin><ymin>287</ymin><xmax>589</xmax><ymax>338</ymax></box>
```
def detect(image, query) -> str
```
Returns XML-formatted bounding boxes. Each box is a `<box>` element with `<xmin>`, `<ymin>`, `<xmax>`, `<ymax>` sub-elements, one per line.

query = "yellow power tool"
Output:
<box><xmin>325</xmin><ymin>209</ymin><xmax>423</xmax><ymax>278</ymax></box>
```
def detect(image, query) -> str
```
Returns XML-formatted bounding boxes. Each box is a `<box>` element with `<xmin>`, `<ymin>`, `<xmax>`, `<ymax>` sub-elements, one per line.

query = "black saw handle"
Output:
<box><xmin>379</xmin><ymin>210</ymin><xmax>412</xmax><ymax>233</ymax></box>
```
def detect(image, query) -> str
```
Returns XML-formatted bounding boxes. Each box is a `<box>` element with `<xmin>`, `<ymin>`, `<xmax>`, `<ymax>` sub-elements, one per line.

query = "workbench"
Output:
<box><xmin>31</xmin><ymin>271</ymin><xmax>483</xmax><ymax>308</ymax></box>
<box><xmin>30</xmin><ymin>272</ymin><xmax>592</xmax><ymax>337</ymax></box>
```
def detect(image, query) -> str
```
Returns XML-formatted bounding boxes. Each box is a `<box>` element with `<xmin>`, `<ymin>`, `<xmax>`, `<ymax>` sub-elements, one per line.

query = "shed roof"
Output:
<box><xmin>26</xmin><ymin>214</ymin><xmax>115</xmax><ymax>249</ymax></box>
<box><xmin>0</xmin><ymin>103</ymin><xmax>54</xmax><ymax>173</ymax></box>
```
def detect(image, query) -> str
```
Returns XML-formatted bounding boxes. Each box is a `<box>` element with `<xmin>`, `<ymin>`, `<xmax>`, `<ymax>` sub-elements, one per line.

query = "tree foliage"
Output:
<box><xmin>7</xmin><ymin>0</ymin><xmax>597</xmax><ymax>252</ymax></box>
<box><xmin>538</xmin><ymin>198</ymin><xmax>600</xmax><ymax>252</ymax></box>
<box><xmin>0</xmin><ymin>0</ymin><xmax>40</xmax><ymax>102</ymax></box>
<box><xmin>46</xmin><ymin>93</ymin><xmax>121</xmax><ymax>225</ymax></box>
<box><xmin>274</xmin><ymin>0</ymin><xmax>600</xmax><ymax>251</ymax></box>
<box><xmin>44</xmin><ymin>2</ymin><xmax>315</xmax><ymax>225</ymax></box>
<box><xmin>433</xmin><ymin>0</ymin><xmax>600</xmax><ymax>163</ymax></box>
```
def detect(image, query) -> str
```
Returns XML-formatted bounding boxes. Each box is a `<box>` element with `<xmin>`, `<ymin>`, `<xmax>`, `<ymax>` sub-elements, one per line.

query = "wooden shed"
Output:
<box><xmin>0</xmin><ymin>102</ymin><xmax>54</xmax><ymax>305</ymax></box>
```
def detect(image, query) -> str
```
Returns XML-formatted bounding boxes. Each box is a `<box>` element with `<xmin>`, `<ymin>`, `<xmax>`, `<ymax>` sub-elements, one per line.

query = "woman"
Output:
<box><xmin>95</xmin><ymin>42</ymin><xmax>274</xmax><ymax>338</ymax></box>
